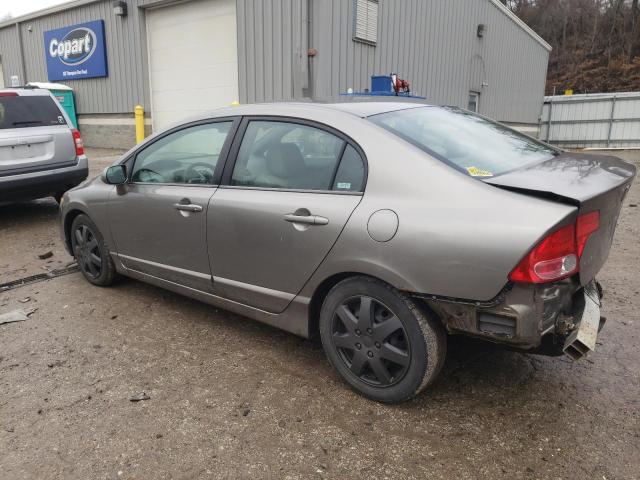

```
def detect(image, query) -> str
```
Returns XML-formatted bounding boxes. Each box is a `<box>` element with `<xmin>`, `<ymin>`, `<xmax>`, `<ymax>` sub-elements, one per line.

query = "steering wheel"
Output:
<box><xmin>134</xmin><ymin>167</ymin><xmax>165</xmax><ymax>183</ymax></box>
<box><xmin>184</xmin><ymin>162</ymin><xmax>215</xmax><ymax>184</ymax></box>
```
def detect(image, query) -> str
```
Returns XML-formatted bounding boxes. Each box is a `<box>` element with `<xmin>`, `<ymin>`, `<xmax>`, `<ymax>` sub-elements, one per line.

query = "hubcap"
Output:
<box><xmin>72</xmin><ymin>224</ymin><xmax>102</xmax><ymax>279</ymax></box>
<box><xmin>331</xmin><ymin>296</ymin><xmax>410</xmax><ymax>387</ymax></box>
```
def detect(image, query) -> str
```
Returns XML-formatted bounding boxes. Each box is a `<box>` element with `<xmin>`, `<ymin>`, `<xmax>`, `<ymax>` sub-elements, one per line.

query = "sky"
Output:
<box><xmin>1</xmin><ymin>0</ymin><xmax>72</xmax><ymax>20</ymax></box>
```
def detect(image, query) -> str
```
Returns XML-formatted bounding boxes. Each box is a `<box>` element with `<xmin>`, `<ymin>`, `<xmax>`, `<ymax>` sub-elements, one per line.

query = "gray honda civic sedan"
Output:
<box><xmin>60</xmin><ymin>102</ymin><xmax>636</xmax><ymax>403</ymax></box>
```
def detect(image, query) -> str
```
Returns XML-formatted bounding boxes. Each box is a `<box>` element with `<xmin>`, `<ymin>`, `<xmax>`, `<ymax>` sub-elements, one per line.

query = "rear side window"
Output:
<box><xmin>0</xmin><ymin>95</ymin><xmax>67</xmax><ymax>129</ymax></box>
<box><xmin>369</xmin><ymin>106</ymin><xmax>558</xmax><ymax>177</ymax></box>
<box><xmin>231</xmin><ymin>121</ymin><xmax>346</xmax><ymax>190</ymax></box>
<box><xmin>333</xmin><ymin>145</ymin><xmax>365</xmax><ymax>192</ymax></box>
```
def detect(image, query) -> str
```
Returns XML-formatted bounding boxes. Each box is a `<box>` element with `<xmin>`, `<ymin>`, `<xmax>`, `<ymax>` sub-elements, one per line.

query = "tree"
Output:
<box><xmin>506</xmin><ymin>0</ymin><xmax>640</xmax><ymax>93</ymax></box>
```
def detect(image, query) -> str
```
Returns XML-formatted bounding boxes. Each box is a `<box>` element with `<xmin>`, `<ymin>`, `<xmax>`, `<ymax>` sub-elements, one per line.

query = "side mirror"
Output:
<box><xmin>104</xmin><ymin>165</ymin><xmax>127</xmax><ymax>185</ymax></box>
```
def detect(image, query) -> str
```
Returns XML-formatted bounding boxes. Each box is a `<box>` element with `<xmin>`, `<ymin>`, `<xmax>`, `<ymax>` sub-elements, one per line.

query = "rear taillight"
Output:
<box><xmin>576</xmin><ymin>211</ymin><xmax>600</xmax><ymax>257</ymax></box>
<box><xmin>71</xmin><ymin>128</ymin><xmax>84</xmax><ymax>156</ymax></box>
<box><xmin>509</xmin><ymin>211</ymin><xmax>600</xmax><ymax>284</ymax></box>
<box><xmin>0</xmin><ymin>92</ymin><xmax>18</xmax><ymax>97</ymax></box>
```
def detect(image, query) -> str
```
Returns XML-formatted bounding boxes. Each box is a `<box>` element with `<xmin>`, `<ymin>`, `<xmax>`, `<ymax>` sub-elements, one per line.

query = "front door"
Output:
<box><xmin>208</xmin><ymin>119</ymin><xmax>367</xmax><ymax>313</ymax></box>
<box><xmin>108</xmin><ymin>120</ymin><xmax>235</xmax><ymax>291</ymax></box>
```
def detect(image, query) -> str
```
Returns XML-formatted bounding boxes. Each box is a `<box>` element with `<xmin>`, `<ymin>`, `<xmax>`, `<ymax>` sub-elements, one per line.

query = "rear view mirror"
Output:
<box><xmin>104</xmin><ymin>165</ymin><xmax>127</xmax><ymax>185</ymax></box>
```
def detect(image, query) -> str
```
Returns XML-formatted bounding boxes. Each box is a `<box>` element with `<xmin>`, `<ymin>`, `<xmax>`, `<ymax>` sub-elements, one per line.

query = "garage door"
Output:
<box><xmin>146</xmin><ymin>0</ymin><xmax>239</xmax><ymax>131</ymax></box>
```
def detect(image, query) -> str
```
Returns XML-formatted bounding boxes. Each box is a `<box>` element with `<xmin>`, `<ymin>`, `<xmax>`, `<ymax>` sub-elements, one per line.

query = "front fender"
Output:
<box><xmin>60</xmin><ymin>176</ymin><xmax>116</xmax><ymax>254</ymax></box>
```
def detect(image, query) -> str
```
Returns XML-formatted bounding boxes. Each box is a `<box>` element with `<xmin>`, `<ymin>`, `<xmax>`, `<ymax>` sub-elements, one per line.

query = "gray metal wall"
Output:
<box><xmin>0</xmin><ymin>0</ymin><xmax>550</xmax><ymax>124</ymax></box>
<box><xmin>310</xmin><ymin>0</ymin><xmax>550</xmax><ymax>124</ymax></box>
<box><xmin>540</xmin><ymin>93</ymin><xmax>640</xmax><ymax>148</ymax></box>
<box><xmin>236</xmin><ymin>0</ymin><xmax>308</xmax><ymax>103</ymax></box>
<box><xmin>0</xmin><ymin>0</ymin><xmax>307</xmax><ymax>115</ymax></box>
<box><xmin>0</xmin><ymin>0</ymin><xmax>150</xmax><ymax>115</ymax></box>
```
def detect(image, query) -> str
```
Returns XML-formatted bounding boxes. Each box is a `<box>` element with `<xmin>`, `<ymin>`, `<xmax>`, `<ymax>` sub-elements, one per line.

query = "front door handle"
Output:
<box><xmin>284</xmin><ymin>213</ymin><xmax>329</xmax><ymax>225</ymax></box>
<box><xmin>174</xmin><ymin>203</ymin><xmax>203</xmax><ymax>213</ymax></box>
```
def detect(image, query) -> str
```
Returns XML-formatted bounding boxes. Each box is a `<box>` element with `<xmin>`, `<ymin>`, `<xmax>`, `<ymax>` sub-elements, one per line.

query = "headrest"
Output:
<box><xmin>265</xmin><ymin>143</ymin><xmax>305</xmax><ymax>178</ymax></box>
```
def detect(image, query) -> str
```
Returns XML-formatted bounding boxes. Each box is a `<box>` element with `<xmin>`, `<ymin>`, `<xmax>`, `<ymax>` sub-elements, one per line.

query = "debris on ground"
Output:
<box><xmin>38</xmin><ymin>251</ymin><xmax>54</xmax><ymax>260</ymax></box>
<box><xmin>18</xmin><ymin>297</ymin><xmax>31</xmax><ymax>303</ymax></box>
<box><xmin>47</xmin><ymin>360</ymin><xmax>66</xmax><ymax>368</ymax></box>
<box><xmin>129</xmin><ymin>392</ymin><xmax>151</xmax><ymax>402</ymax></box>
<box><xmin>0</xmin><ymin>309</ymin><xmax>30</xmax><ymax>325</ymax></box>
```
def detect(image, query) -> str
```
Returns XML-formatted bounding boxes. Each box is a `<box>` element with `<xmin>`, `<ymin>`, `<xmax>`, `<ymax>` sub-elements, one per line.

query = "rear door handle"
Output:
<box><xmin>174</xmin><ymin>203</ymin><xmax>203</xmax><ymax>213</ymax></box>
<box><xmin>284</xmin><ymin>213</ymin><xmax>329</xmax><ymax>225</ymax></box>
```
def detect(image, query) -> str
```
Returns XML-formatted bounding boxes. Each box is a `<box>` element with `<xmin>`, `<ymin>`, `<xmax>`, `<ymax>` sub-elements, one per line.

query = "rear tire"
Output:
<box><xmin>319</xmin><ymin>276</ymin><xmax>446</xmax><ymax>403</ymax></box>
<box><xmin>70</xmin><ymin>214</ymin><xmax>117</xmax><ymax>286</ymax></box>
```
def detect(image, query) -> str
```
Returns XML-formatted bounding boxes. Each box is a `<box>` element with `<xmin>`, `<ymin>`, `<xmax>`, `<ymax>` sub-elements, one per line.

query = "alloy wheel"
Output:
<box><xmin>73</xmin><ymin>224</ymin><xmax>102</xmax><ymax>279</ymax></box>
<box><xmin>331</xmin><ymin>295</ymin><xmax>411</xmax><ymax>387</ymax></box>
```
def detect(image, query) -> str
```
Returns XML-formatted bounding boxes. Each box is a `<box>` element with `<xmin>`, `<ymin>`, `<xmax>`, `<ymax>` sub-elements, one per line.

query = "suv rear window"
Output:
<box><xmin>0</xmin><ymin>95</ymin><xmax>67</xmax><ymax>130</ymax></box>
<box><xmin>369</xmin><ymin>106</ymin><xmax>558</xmax><ymax>177</ymax></box>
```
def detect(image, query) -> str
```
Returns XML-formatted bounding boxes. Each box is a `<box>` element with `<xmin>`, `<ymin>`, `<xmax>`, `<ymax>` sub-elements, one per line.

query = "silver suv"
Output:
<box><xmin>0</xmin><ymin>87</ymin><xmax>88</xmax><ymax>203</ymax></box>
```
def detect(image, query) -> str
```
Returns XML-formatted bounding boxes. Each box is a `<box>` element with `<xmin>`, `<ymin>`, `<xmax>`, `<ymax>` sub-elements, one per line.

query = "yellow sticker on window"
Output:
<box><xmin>466</xmin><ymin>166</ymin><xmax>493</xmax><ymax>177</ymax></box>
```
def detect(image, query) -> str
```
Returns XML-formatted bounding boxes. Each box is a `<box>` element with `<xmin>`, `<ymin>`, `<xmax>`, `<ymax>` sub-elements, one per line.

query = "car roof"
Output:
<box><xmin>184</xmin><ymin>101</ymin><xmax>432</xmax><ymax>125</ymax></box>
<box><xmin>320</xmin><ymin>101</ymin><xmax>430</xmax><ymax>117</ymax></box>
<box><xmin>0</xmin><ymin>87</ymin><xmax>53</xmax><ymax>97</ymax></box>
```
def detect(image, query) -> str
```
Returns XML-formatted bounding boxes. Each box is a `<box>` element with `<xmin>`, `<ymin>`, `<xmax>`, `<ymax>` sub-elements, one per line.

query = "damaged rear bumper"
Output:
<box><xmin>412</xmin><ymin>279</ymin><xmax>604</xmax><ymax>357</ymax></box>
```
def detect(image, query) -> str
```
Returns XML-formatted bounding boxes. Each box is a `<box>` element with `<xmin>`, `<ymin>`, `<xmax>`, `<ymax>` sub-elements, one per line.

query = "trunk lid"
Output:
<box><xmin>485</xmin><ymin>152</ymin><xmax>636</xmax><ymax>285</ymax></box>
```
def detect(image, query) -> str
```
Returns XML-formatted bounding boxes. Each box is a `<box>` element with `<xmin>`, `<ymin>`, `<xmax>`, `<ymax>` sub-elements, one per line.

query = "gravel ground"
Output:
<box><xmin>0</xmin><ymin>148</ymin><xmax>638</xmax><ymax>479</ymax></box>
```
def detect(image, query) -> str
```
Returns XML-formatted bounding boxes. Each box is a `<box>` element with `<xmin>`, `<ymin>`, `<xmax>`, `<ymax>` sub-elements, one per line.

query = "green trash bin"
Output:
<box><xmin>27</xmin><ymin>82</ymin><xmax>78</xmax><ymax>129</ymax></box>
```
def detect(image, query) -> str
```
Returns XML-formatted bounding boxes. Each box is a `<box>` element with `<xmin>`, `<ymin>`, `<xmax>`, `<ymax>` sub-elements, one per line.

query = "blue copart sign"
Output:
<box><xmin>44</xmin><ymin>20</ymin><xmax>108</xmax><ymax>81</ymax></box>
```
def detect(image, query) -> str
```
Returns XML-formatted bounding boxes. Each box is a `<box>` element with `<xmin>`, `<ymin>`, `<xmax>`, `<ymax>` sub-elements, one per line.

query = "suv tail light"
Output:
<box><xmin>0</xmin><ymin>92</ymin><xmax>18</xmax><ymax>97</ymax></box>
<box><xmin>71</xmin><ymin>128</ymin><xmax>84</xmax><ymax>156</ymax></box>
<box><xmin>509</xmin><ymin>211</ymin><xmax>600</xmax><ymax>284</ymax></box>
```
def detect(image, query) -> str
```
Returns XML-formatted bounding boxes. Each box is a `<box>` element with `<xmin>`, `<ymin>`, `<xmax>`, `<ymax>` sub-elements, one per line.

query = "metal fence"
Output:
<box><xmin>540</xmin><ymin>92</ymin><xmax>640</xmax><ymax>148</ymax></box>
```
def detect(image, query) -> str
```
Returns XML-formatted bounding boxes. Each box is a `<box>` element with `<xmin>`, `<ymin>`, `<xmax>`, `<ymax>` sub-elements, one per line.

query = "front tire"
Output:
<box><xmin>319</xmin><ymin>276</ymin><xmax>446</xmax><ymax>403</ymax></box>
<box><xmin>70</xmin><ymin>214</ymin><xmax>117</xmax><ymax>286</ymax></box>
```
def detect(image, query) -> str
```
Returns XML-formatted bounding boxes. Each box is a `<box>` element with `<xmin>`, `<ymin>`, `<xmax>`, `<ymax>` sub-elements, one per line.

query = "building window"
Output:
<box><xmin>354</xmin><ymin>0</ymin><xmax>379</xmax><ymax>44</ymax></box>
<box><xmin>468</xmin><ymin>92</ymin><xmax>480</xmax><ymax>113</ymax></box>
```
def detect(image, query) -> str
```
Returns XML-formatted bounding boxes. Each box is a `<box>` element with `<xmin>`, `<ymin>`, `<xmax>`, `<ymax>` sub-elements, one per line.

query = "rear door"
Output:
<box><xmin>208</xmin><ymin>118</ymin><xmax>367</xmax><ymax>313</ymax></box>
<box><xmin>0</xmin><ymin>92</ymin><xmax>75</xmax><ymax>175</ymax></box>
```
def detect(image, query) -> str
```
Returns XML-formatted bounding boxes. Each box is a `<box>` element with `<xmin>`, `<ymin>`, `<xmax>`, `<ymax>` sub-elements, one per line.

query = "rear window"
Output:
<box><xmin>369</xmin><ymin>106</ymin><xmax>558</xmax><ymax>177</ymax></box>
<box><xmin>0</xmin><ymin>95</ymin><xmax>67</xmax><ymax>130</ymax></box>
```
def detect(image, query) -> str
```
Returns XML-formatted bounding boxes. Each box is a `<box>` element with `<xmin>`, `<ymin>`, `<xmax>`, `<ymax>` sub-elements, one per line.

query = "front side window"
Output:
<box><xmin>131</xmin><ymin>121</ymin><xmax>232</xmax><ymax>184</ymax></box>
<box><xmin>369</xmin><ymin>106</ymin><xmax>558</xmax><ymax>178</ymax></box>
<box><xmin>231</xmin><ymin>121</ymin><xmax>347</xmax><ymax>190</ymax></box>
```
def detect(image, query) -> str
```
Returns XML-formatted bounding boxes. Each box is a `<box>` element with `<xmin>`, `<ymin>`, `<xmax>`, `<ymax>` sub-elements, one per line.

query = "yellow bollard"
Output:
<box><xmin>134</xmin><ymin>105</ymin><xmax>145</xmax><ymax>144</ymax></box>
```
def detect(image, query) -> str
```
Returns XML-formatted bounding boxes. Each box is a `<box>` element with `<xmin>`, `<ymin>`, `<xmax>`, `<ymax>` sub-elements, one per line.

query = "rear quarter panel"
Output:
<box><xmin>299</xmin><ymin>120</ymin><xmax>577</xmax><ymax>302</ymax></box>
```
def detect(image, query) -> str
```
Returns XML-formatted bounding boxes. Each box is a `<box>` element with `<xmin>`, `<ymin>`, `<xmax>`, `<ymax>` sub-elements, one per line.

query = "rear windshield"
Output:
<box><xmin>0</xmin><ymin>95</ymin><xmax>67</xmax><ymax>130</ymax></box>
<box><xmin>369</xmin><ymin>106</ymin><xmax>558</xmax><ymax>177</ymax></box>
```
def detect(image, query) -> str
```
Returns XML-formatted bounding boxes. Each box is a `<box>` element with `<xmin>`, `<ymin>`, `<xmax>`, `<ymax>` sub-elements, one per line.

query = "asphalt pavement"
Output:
<box><xmin>0</xmin><ymin>148</ymin><xmax>638</xmax><ymax>479</ymax></box>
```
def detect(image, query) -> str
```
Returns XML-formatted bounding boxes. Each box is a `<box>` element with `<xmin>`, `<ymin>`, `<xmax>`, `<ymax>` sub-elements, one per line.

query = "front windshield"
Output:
<box><xmin>369</xmin><ymin>106</ymin><xmax>559</xmax><ymax>177</ymax></box>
